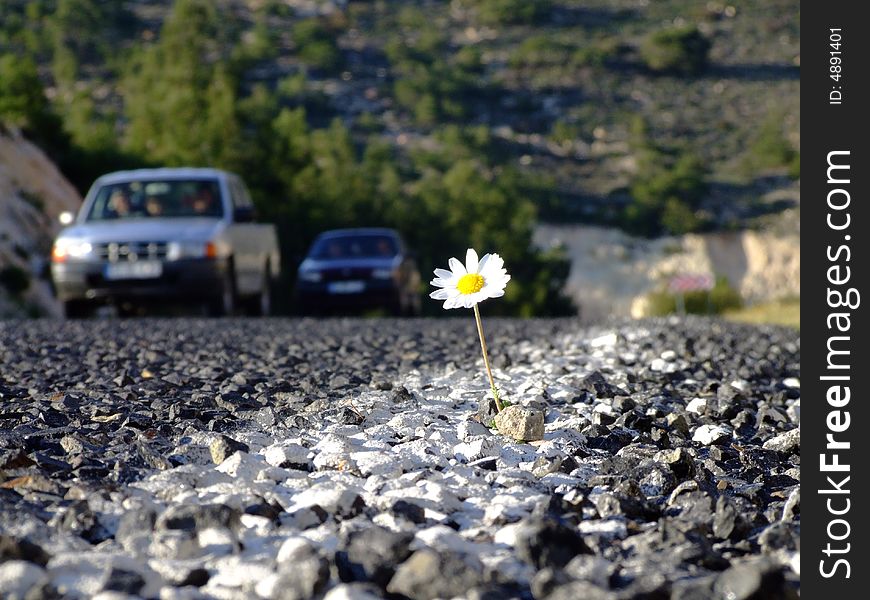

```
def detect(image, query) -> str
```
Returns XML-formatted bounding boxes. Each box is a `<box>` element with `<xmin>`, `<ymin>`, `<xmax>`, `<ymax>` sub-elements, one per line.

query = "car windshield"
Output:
<box><xmin>86</xmin><ymin>179</ymin><xmax>223</xmax><ymax>221</ymax></box>
<box><xmin>309</xmin><ymin>234</ymin><xmax>398</xmax><ymax>259</ymax></box>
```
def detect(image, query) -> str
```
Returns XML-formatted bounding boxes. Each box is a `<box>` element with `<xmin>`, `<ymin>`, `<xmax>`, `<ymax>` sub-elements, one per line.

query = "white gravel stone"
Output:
<box><xmin>215</xmin><ymin>451</ymin><xmax>267</xmax><ymax>479</ymax></box>
<box><xmin>351</xmin><ymin>450</ymin><xmax>405</xmax><ymax>477</ymax></box>
<box><xmin>589</xmin><ymin>332</ymin><xmax>618</xmax><ymax>347</ymax></box>
<box><xmin>579</xmin><ymin>518</ymin><xmax>628</xmax><ymax>540</ymax></box>
<box><xmin>649</xmin><ymin>358</ymin><xmax>668</xmax><ymax>372</ymax></box>
<box><xmin>276</xmin><ymin>536</ymin><xmax>315</xmax><ymax>564</ymax></box>
<box><xmin>453</xmin><ymin>437</ymin><xmax>500</xmax><ymax>462</ymax></box>
<box><xmin>48</xmin><ymin>552</ymin><xmax>163</xmax><ymax>598</ymax></box>
<box><xmin>263</xmin><ymin>442</ymin><xmax>311</xmax><ymax>468</ymax></box>
<box><xmin>457</xmin><ymin>420</ymin><xmax>489</xmax><ymax>440</ymax></box>
<box><xmin>292</xmin><ymin>483</ymin><xmax>364</xmax><ymax>516</ymax></box>
<box><xmin>197</xmin><ymin>528</ymin><xmax>237</xmax><ymax>557</ymax></box>
<box><xmin>763</xmin><ymin>428</ymin><xmax>800</xmax><ymax>452</ymax></box>
<box><xmin>685</xmin><ymin>397</ymin><xmax>708</xmax><ymax>414</ymax></box>
<box><xmin>393</xmin><ymin>438</ymin><xmax>451</xmax><ymax>470</ymax></box>
<box><xmin>158</xmin><ymin>586</ymin><xmax>210</xmax><ymax>600</ymax></box>
<box><xmin>787</xmin><ymin>400</ymin><xmax>800</xmax><ymax>424</ymax></box>
<box><xmin>0</xmin><ymin>560</ymin><xmax>48</xmax><ymax>599</ymax></box>
<box><xmin>323</xmin><ymin>583</ymin><xmax>384</xmax><ymax>600</ymax></box>
<box><xmin>692</xmin><ymin>424</ymin><xmax>732</xmax><ymax>445</ymax></box>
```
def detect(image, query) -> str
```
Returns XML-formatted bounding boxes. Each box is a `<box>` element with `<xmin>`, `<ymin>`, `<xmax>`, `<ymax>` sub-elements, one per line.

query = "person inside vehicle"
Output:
<box><xmin>107</xmin><ymin>188</ymin><xmax>132</xmax><ymax>218</ymax></box>
<box><xmin>192</xmin><ymin>184</ymin><xmax>219</xmax><ymax>216</ymax></box>
<box><xmin>326</xmin><ymin>241</ymin><xmax>345</xmax><ymax>258</ymax></box>
<box><xmin>376</xmin><ymin>238</ymin><xmax>394</xmax><ymax>257</ymax></box>
<box><xmin>145</xmin><ymin>196</ymin><xmax>164</xmax><ymax>217</ymax></box>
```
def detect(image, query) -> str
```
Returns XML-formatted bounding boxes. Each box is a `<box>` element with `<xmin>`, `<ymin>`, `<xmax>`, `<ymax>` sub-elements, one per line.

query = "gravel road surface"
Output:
<box><xmin>0</xmin><ymin>317</ymin><xmax>800</xmax><ymax>599</ymax></box>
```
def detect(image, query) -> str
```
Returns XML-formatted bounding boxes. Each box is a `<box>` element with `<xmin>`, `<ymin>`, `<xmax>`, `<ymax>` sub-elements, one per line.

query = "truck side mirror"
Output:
<box><xmin>233</xmin><ymin>206</ymin><xmax>255</xmax><ymax>223</ymax></box>
<box><xmin>59</xmin><ymin>211</ymin><xmax>74</xmax><ymax>225</ymax></box>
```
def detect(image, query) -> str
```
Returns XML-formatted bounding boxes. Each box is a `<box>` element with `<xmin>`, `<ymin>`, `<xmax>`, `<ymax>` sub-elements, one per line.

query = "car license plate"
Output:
<box><xmin>104</xmin><ymin>261</ymin><xmax>163</xmax><ymax>280</ymax></box>
<box><xmin>328</xmin><ymin>280</ymin><xmax>365</xmax><ymax>294</ymax></box>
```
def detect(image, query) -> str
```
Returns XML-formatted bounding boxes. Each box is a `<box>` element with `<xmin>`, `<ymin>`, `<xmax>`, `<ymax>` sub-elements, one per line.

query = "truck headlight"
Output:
<box><xmin>299</xmin><ymin>271</ymin><xmax>322</xmax><ymax>282</ymax></box>
<box><xmin>167</xmin><ymin>241</ymin><xmax>218</xmax><ymax>260</ymax></box>
<box><xmin>372</xmin><ymin>268</ymin><xmax>395</xmax><ymax>280</ymax></box>
<box><xmin>51</xmin><ymin>239</ymin><xmax>92</xmax><ymax>262</ymax></box>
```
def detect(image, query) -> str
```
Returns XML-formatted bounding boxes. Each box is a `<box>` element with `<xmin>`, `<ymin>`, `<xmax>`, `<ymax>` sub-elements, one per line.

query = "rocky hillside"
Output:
<box><xmin>535</xmin><ymin>221</ymin><xmax>800</xmax><ymax>322</ymax></box>
<box><xmin>0</xmin><ymin>126</ymin><xmax>81</xmax><ymax>317</ymax></box>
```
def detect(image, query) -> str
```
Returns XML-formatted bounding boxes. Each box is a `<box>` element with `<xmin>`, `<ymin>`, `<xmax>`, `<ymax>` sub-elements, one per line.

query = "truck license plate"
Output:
<box><xmin>104</xmin><ymin>261</ymin><xmax>163</xmax><ymax>280</ymax></box>
<box><xmin>327</xmin><ymin>280</ymin><xmax>365</xmax><ymax>294</ymax></box>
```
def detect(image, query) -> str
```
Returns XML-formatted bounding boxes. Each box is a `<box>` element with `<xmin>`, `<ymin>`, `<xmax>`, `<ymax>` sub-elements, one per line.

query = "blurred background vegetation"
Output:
<box><xmin>0</xmin><ymin>0</ymin><xmax>799</xmax><ymax>318</ymax></box>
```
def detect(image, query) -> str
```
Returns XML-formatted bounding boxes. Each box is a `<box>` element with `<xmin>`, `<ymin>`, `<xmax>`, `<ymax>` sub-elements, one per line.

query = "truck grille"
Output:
<box><xmin>321</xmin><ymin>267</ymin><xmax>373</xmax><ymax>282</ymax></box>
<box><xmin>96</xmin><ymin>241</ymin><xmax>168</xmax><ymax>262</ymax></box>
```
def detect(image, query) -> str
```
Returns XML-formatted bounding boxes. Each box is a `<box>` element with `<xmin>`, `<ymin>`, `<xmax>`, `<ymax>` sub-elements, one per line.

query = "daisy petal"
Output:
<box><xmin>448</xmin><ymin>257</ymin><xmax>466</xmax><ymax>276</ymax></box>
<box><xmin>465</xmin><ymin>248</ymin><xmax>479</xmax><ymax>274</ymax></box>
<box><xmin>434</xmin><ymin>268</ymin><xmax>453</xmax><ymax>279</ymax></box>
<box><xmin>477</xmin><ymin>253</ymin><xmax>491</xmax><ymax>275</ymax></box>
<box><xmin>430</xmin><ymin>288</ymin><xmax>451</xmax><ymax>300</ymax></box>
<box><xmin>486</xmin><ymin>254</ymin><xmax>504</xmax><ymax>273</ymax></box>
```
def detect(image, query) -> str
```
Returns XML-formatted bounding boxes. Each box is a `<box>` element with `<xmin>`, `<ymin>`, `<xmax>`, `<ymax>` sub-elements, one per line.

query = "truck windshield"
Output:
<box><xmin>86</xmin><ymin>179</ymin><xmax>223</xmax><ymax>221</ymax></box>
<box><xmin>309</xmin><ymin>234</ymin><xmax>399</xmax><ymax>259</ymax></box>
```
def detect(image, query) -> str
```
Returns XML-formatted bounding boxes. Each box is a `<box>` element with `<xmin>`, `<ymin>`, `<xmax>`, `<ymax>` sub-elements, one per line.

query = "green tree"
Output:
<box><xmin>640</xmin><ymin>26</ymin><xmax>711</xmax><ymax>76</ymax></box>
<box><xmin>0</xmin><ymin>54</ymin><xmax>52</xmax><ymax>130</ymax></box>
<box><xmin>625</xmin><ymin>118</ymin><xmax>709</xmax><ymax>236</ymax></box>
<box><xmin>123</xmin><ymin>0</ymin><xmax>240</xmax><ymax>167</ymax></box>
<box><xmin>468</xmin><ymin>0</ymin><xmax>552</xmax><ymax>25</ymax></box>
<box><xmin>292</xmin><ymin>18</ymin><xmax>342</xmax><ymax>72</ymax></box>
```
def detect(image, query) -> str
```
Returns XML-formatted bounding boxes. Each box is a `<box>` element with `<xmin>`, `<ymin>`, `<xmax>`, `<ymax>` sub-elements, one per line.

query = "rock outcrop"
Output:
<box><xmin>0</xmin><ymin>125</ymin><xmax>82</xmax><ymax>316</ymax></box>
<box><xmin>534</xmin><ymin>223</ymin><xmax>800</xmax><ymax>321</ymax></box>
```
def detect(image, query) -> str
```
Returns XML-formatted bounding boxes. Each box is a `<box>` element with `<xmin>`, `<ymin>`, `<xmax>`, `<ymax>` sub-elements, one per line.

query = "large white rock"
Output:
<box><xmin>692</xmin><ymin>424</ymin><xmax>732</xmax><ymax>445</ymax></box>
<box><xmin>0</xmin><ymin>560</ymin><xmax>48</xmax><ymax>599</ymax></box>
<box><xmin>263</xmin><ymin>443</ymin><xmax>311</xmax><ymax>468</ymax></box>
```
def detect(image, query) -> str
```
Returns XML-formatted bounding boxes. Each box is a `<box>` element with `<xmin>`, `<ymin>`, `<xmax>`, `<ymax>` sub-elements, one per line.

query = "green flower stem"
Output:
<box><xmin>473</xmin><ymin>303</ymin><xmax>504</xmax><ymax>412</ymax></box>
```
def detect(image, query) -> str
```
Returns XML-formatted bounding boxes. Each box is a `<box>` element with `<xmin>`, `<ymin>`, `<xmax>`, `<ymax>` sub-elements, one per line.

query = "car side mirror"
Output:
<box><xmin>59</xmin><ymin>211</ymin><xmax>74</xmax><ymax>225</ymax></box>
<box><xmin>233</xmin><ymin>206</ymin><xmax>255</xmax><ymax>223</ymax></box>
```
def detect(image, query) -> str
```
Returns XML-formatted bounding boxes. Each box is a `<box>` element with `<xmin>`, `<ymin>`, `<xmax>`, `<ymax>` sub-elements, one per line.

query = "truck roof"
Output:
<box><xmin>94</xmin><ymin>168</ymin><xmax>235</xmax><ymax>185</ymax></box>
<box><xmin>316</xmin><ymin>228</ymin><xmax>400</xmax><ymax>239</ymax></box>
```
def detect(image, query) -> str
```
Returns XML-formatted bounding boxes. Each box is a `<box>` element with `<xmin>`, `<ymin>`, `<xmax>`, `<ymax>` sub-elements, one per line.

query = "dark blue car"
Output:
<box><xmin>295</xmin><ymin>228</ymin><xmax>422</xmax><ymax>315</ymax></box>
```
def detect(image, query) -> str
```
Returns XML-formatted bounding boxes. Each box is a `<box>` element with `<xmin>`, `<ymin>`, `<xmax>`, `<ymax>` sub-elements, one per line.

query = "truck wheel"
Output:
<box><xmin>248</xmin><ymin>272</ymin><xmax>273</xmax><ymax>316</ymax></box>
<box><xmin>408</xmin><ymin>293</ymin><xmax>422</xmax><ymax>316</ymax></box>
<box><xmin>63</xmin><ymin>300</ymin><xmax>93</xmax><ymax>319</ymax></box>
<box><xmin>209</xmin><ymin>267</ymin><xmax>236</xmax><ymax>317</ymax></box>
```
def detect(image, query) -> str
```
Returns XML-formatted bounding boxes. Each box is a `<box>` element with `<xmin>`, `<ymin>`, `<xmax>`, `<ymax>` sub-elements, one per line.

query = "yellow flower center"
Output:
<box><xmin>457</xmin><ymin>273</ymin><xmax>485</xmax><ymax>295</ymax></box>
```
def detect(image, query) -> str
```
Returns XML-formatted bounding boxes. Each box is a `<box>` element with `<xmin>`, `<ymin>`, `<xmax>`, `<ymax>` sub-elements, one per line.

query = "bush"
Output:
<box><xmin>509</xmin><ymin>36</ymin><xmax>569</xmax><ymax>68</ymax></box>
<box><xmin>571</xmin><ymin>37</ymin><xmax>622</xmax><ymax>68</ymax></box>
<box><xmin>626</xmin><ymin>153</ymin><xmax>708</xmax><ymax>236</ymax></box>
<box><xmin>622</xmin><ymin>117</ymin><xmax>708</xmax><ymax>236</ymax></box>
<box><xmin>470</xmin><ymin>0</ymin><xmax>552</xmax><ymax>25</ymax></box>
<box><xmin>292</xmin><ymin>18</ymin><xmax>342</xmax><ymax>72</ymax></box>
<box><xmin>744</xmin><ymin>112</ymin><xmax>799</xmax><ymax>177</ymax></box>
<box><xmin>0</xmin><ymin>54</ymin><xmax>55</xmax><ymax>133</ymax></box>
<box><xmin>0</xmin><ymin>265</ymin><xmax>31</xmax><ymax>297</ymax></box>
<box><xmin>386</xmin><ymin>30</ymin><xmax>479</xmax><ymax>126</ymax></box>
<box><xmin>645</xmin><ymin>276</ymin><xmax>742</xmax><ymax>316</ymax></box>
<box><xmin>639</xmin><ymin>26</ymin><xmax>710</xmax><ymax>76</ymax></box>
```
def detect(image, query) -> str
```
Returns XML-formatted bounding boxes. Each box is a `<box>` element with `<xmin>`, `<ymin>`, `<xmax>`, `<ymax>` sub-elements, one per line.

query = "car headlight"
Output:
<box><xmin>167</xmin><ymin>241</ymin><xmax>218</xmax><ymax>260</ymax></box>
<box><xmin>372</xmin><ymin>268</ymin><xmax>395</xmax><ymax>280</ymax></box>
<box><xmin>51</xmin><ymin>239</ymin><xmax>92</xmax><ymax>262</ymax></box>
<box><xmin>299</xmin><ymin>271</ymin><xmax>322</xmax><ymax>283</ymax></box>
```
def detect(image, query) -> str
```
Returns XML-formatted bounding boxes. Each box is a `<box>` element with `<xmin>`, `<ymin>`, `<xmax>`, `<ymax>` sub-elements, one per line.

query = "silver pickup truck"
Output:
<box><xmin>51</xmin><ymin>168</ymin><xmax>280</xmax><ymax>317</ymax></box>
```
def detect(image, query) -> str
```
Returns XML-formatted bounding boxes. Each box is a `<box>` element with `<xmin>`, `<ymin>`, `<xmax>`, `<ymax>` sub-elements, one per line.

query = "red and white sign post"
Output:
<box><xmin>668</xmin><ymin>273</ymin><xmax>715</xmax><ymax>315</ymax></box>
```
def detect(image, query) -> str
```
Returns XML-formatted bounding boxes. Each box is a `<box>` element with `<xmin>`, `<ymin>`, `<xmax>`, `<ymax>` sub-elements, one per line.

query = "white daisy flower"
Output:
<box><xmin>429</xmin><ymin>248</ymin><xmax>511</xmax><ymax>309</ymax></box>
